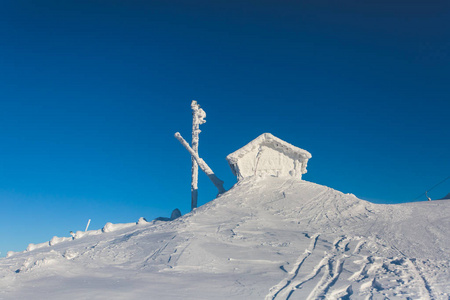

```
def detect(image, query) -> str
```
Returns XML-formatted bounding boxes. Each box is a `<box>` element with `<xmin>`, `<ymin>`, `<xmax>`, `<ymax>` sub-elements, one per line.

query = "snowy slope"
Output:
<box><xmin>1</xmin><ymin>177</ymin><xmax>449</xmax><ymax>299</ymax></box>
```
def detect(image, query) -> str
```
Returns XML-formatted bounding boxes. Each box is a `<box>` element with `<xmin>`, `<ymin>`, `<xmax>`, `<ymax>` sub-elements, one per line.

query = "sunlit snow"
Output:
<box><xmin>1</xmin><ymin>177</ymin><xmax>449</xmax><ymax>299</ymax></box>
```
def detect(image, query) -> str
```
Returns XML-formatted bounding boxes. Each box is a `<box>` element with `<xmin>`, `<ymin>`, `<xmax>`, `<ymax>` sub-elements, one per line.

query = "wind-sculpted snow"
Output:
<box><xmin>1</xmin><ymin>177</ymin><xmax>449</xmax><ymax>299</ymax></box>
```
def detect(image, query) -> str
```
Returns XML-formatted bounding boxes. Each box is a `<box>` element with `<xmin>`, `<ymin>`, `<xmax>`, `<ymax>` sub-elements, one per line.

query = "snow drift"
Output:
<box><xmin>1</xmin><ymin>177</ymin><xmax>449</xmax><ymax>299</ymax></box>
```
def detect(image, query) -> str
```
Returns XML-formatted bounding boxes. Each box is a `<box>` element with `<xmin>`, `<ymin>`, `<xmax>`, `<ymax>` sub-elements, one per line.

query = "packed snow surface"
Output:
<box><xmin>1</xmin><ymin>177</ymin><xmax>449</xmax><ymax>299</ymax></box>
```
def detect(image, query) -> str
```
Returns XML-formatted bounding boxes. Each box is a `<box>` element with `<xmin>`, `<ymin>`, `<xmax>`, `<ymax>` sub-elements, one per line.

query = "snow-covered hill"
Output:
<box><xmin>1</xmin><ymin>177</ymin><xmax>449</xmax><ymax>299</ymax></box>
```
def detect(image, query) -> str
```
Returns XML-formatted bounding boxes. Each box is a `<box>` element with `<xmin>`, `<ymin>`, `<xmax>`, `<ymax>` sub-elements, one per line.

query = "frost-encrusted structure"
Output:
<box><xmin>190</xmin><ymin>100</ymin><xmax>206</xmax><ymax>210</ymax></box>
<box><xmin>175</xmin><ymin>132</ymin><xmax>226</xmax><ymax>194</ymax></box>
<box><xmin>226</xmin><ymin>133</ymin><xmax>312</xmax><ymax>181</ymax></box>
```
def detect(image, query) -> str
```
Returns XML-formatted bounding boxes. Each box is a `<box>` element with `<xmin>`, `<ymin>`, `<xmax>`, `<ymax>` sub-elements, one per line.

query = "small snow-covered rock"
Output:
<box><xmin>137</xmin><ymin>217</ymin><xmax>148</xmax><ymax>225</ymax></box>
<box><xmin>74</xmin><ymin>231</ymin><xmax>87</xmax><ymax>239</ymax></box>
<box><xmin>26</xmin><ymin>242</ymin><xmax>48</xmax><ymax>252</ymax></box>
<box><xmin>102</xmin><ymin>222</ymin><xmax>136</xmax><ymax>233</ymax></box>
<box><xmin>102</xmin><ymin>222</ymin><xmax>114</xmax><ymax>233</ymax></box>
<box><xmin>49</xmin><ymin>236</ymin><xmax>72</xmax><ymax>246</ymax></box>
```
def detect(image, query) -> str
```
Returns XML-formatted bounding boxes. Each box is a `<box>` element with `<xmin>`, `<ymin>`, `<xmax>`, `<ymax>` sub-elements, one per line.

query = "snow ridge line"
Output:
<box><xmin>265</xmin><ymin>233</ymin><xmax>320</xmax><ymax>300</ymax></box>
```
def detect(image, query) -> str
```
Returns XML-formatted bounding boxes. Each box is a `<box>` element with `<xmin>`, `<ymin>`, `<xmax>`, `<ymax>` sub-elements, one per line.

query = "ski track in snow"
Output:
<box><xmin>267</xmin><ymin>235</ymin><xmax>353</xmax><ymax>300</ymax></box>
<box><xmin>267</xmin><ymin>233</ymin><xmax>447</xmax><ymax>300</ymax></box>
<box><xmin>266</xmin><ymin>233</ymin><xmax>320</xmax><ymax>300</ymax></box>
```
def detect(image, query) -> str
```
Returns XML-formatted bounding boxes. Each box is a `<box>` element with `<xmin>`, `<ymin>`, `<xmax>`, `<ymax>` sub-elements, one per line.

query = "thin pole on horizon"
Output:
<box><xmin>85</xmin><ymin>219</ymin><xmax>91</xmax><ymax>232</ymax></box>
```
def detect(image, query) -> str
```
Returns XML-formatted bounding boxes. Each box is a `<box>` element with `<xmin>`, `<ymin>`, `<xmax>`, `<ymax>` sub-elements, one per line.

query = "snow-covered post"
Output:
<box><xmin>175</xmin><ymin>132</ymin><xmax>226</xmax><ymax>195</ymax></box>
<box><xmin>191</xmin><ymin>101</ymin><xmax>206</xmax><ymax>210</ymax></box>
<box><xmin>85</xmin><ymin>219</ymin><xmax>91</xmax><ymax>231</ymax></box>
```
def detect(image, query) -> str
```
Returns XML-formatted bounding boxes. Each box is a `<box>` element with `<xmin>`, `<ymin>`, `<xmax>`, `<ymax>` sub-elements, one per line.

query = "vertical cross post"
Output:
<box><xmin>191</xmin><ymin>100</ymin><xmax>206</xmax><ymax>210</ymax></box>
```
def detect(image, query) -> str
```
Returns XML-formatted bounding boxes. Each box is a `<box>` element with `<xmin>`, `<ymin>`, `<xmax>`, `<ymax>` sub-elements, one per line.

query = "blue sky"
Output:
<box><xmin>1</xmin><ymin>0</ymin><xmax>449</xmax><ymax>256</ymax></box>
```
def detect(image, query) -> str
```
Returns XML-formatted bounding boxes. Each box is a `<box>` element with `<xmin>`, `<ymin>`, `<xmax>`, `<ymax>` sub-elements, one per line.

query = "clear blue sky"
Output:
<box><xmin>1</xmin><ymin>0</ymin><xmax>449</xmax><ymax>256</ymax></box>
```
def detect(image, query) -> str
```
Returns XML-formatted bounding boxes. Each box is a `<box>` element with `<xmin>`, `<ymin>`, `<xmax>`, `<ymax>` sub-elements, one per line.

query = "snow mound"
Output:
<box><xmin>1</xmin><ymin>177</ymin><xmax>449</xmax><ymax>299</ymax></box>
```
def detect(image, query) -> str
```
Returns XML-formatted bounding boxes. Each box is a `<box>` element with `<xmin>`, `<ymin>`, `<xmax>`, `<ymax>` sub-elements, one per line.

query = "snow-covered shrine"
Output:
<box><xmin>226</xmin><ymin>133</ymin><xmax>312</xmax><ymax>181</ymax></box>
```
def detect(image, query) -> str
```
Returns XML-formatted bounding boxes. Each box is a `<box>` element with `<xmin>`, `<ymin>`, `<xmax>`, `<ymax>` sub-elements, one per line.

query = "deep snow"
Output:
<box><xmin>1</xmin><ymin>177</ymin><xmax>449</xmax><ymax>299</ymax></box>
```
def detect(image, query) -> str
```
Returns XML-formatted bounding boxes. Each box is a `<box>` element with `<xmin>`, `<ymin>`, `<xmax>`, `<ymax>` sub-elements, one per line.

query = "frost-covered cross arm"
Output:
<box><xmin>175</xmin><ymin>132</ymin><xmax>226</xmax><ymax>195</ymax></box>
